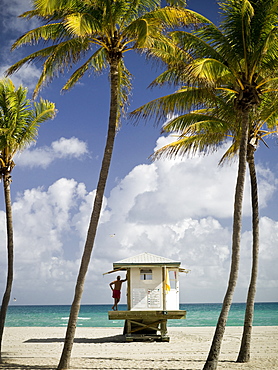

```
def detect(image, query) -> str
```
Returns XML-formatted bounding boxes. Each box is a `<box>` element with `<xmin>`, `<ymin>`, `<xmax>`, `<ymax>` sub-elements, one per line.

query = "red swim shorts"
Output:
<box><xmin>112</xmin><ymin>290</ymin><xmax>121</xmax><ymax>299</ymax></box>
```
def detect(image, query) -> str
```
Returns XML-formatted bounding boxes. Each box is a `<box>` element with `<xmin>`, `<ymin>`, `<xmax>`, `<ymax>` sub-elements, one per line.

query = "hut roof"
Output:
<box><xmin>113</xmin><ymin>252</ymin><xmax>181</xmax><ymax>268</ymax></box>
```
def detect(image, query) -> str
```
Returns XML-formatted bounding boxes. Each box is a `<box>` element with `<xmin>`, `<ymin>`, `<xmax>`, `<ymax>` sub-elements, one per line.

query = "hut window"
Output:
<box><xmin>140</xmin><ymin>269</ymin><xmax>152</xmax><ymax>280</ymax></box>
<box><xmin>169</xmin><ymin>270</ymin><xmax>177</xmax><ymax>289</ymax></box>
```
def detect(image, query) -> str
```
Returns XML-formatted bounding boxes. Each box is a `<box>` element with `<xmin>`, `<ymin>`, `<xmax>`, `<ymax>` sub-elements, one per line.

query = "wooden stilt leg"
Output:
<box><xmin>160</xmin><ymin>320</ymin><xmax>169</xmax><ymax>341</ymax></box>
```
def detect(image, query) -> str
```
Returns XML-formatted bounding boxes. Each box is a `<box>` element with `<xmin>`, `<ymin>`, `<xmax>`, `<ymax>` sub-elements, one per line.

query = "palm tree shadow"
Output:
<box><xmin>0</xmin><ymin>363</ymin><xmax>55</xmax><ymax>370</ymax></box>
<box><xmin>0</xmin><ymin>362</ymin><xmax>54</xmax><ymax>370</ymax></box>
<box><xmin>25</xmin><ymin>334</ymin><xmax>126</xmax><ymax>344</ymax></box>
<box><xmin>0</xmin><ymin>336</ymin><xmax>126</xmax><ymax>369</ymax></box>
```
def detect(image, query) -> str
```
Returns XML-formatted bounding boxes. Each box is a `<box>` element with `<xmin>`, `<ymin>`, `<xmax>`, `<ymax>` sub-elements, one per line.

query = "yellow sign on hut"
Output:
<box><xmin>105</xmin><ymin>252</ymin><xmax>189</xmax><ymax>341</ymax></box>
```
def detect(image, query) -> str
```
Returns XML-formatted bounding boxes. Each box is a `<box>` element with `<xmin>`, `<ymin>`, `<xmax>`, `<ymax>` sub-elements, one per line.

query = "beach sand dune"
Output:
<box><xmin>0</xmin><ymin>326</ymin><xmax>277</xmax><ymax>369</ymax></box>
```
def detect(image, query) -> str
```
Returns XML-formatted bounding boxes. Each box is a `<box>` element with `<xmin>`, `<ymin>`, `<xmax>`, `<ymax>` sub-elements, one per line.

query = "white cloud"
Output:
<box><xmin>0</xmin><ymin>178</ymin><xmax>90</xmax><ymax>303</ymax></box>
<box><xmin>255</xmin><ymin>165</ymin><xmax>278</xmax><ymax>208</ymax></box>
<box><xmin>15</xmin><ymin>137</ymin><xmax>89</xmax><ymax>168</ymax></box>
<box><xmin>51</xmin><ymin>137</ymin><xmax>89</xmax><ymax>158</ymax></box>
<box><xmin>0</xmin><ymin>1</ymin><xmax>41</xmax><ymax>93</ymax></box>
<box><xmin>258</xmin><ymin>217</ymin><xmax>278</xmax><ymax>282</ymax></box>
<box><xmin>0</xmin><ymin>141</ymin><xmax>277</xmax><ymax>305</ymax></box>
<box><xmin>128</xmin><ymin>152</ymin><xmax>237</xmax><ymax>221</ymax></box>
<box><xmin>0</xmin><ymin>1</ymin><xmax>42</xmax><ymax>95</ymax></box>
<box><xmin>1</xmin><ymin>0</ymin><xmax>39</xmax><ymax>34</ymax></box>
<box><xmin>0</xmin><ymin>64</ymin><xmax>42</xmax><ymax>92</ymax></box>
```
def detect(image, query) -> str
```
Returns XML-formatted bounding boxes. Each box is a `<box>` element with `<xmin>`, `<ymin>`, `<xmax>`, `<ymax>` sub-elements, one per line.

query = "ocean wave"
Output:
<box><xmin>78</xmin><ymin>317</ymin><xmax>91</xmax><ymax>320</ymax></box>
<box><xmin>60</xmin><ymin>317</ymin><xmax>91</xmax><ymax>320</ymax></box>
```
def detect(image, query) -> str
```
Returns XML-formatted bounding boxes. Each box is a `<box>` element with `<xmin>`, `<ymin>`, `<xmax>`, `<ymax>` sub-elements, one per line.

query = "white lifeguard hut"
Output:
<box><xmin>106</xmin><ymin>252</ymin><xmax>188</xmax><ymax>341</ymax></box>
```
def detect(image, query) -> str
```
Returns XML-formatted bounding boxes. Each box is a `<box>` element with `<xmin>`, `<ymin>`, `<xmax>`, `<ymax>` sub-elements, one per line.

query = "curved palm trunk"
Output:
<box><xmin>237</xmin><ymin>145</ymin><xmax>259</xmax><ymax>363</ymax></box>
<box><xmin>0</xmin><ymin>173</ymin><xmax>14</xmax><ymax>363</ymax></box>
<box><xmin>57</xmin><ymin>59</ymin><xmax>120</xmax><ymax>370</ymax></box>
<box><xmin>203</xmin><ymin>109</ymin><xmax>249</xmax><ymax>370</ymax></box>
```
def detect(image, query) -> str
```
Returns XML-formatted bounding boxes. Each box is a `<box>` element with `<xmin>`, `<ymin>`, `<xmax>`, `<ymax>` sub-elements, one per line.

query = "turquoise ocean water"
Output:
<box><xmin>5</xmin><ymin>302</ymin><xmax>277</xmax><ymax>327</ymax></box>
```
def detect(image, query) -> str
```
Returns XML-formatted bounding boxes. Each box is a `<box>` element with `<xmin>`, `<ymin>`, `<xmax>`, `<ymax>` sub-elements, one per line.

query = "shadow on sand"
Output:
<box><xmin>0</xmin><ymin>363</ymin><xmax>55</xmax><ymax>370</ymax></box>
<box><xmin>0</xmin><ymin>335</ymin><xmax>126</xmax><ymax>369</ymax></box>
<box><xmin>25</xmin><ymin>334</ymin><xmax>127</xmax><ymax>344</ymax></box>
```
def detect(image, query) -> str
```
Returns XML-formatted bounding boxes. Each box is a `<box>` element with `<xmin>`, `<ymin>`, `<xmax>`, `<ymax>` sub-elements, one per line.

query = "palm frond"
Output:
<box><xmin>62</xmin><ymin>47</ymin><xmax>109</xmax><ymax>91</ymax></box>
<box><xmin>130</xmin><ymin>86</ymin><xmax>220</xmax><ymax>125</ymax></box>
<box><xmin>218</xmin><ymin>140</ymin><xmax>239</xmax><ymax>165</ymax></box>
<box><xmin>11</xmin><ymin>23</ymin><xmax>69</xmax><ymax>50</ymax></box>
<box><xmin>124</xmin><ymin>18</ymin><xmax>151</xmax><ymax>48</ymax></box>
<box><xmin>219</xmin><ymin>0</ymin><xmax>254</xmax><ymax>64</ymax></box>
<box><xmin>6</xmin><ymin>44</ymin><xmax>70</xmax><ymax>77</ymax></box>
<box><xmin>32</xmin><ymin>0</ymin><xmax>77</xmax><ymax>17</ymax></box>
<box><xmin>152</xmin><ymin>129</ymin><xmax>228</xmax><ymax>161</ymax></box>
<box><xmin>170</xmin><ymin>31</ymin><xmax>225</xmax><ymax>62</ymax></box>
<box><xmin>185</xmin><ymin>58</ymin><xmax>235</xmax><ymax>87</ymax></box>
<box><xmin>144</xmin><ymin>7</ymin><xmax>198</xmax><ymax>29</ymax></box>
<box><xmin>117</xmin><ymin>60</ymin><xmax>132</xmax><ymax>119</ymax></box>
<box><xmin>32</xmin><ymin>38</ymin><xmax>91</xmax><ymax>97</ymax></box>
<box><xmin>30</xmin><ymin>98</ymin><xmax>57</xmax><ymax>125</ymax></box>
<box><xmin>64</xmin><ymin>12</ymin><xmax>102</xmax><ymax>37</ymax></box>
<box><xmin>163</xmin><ymin>112</ymin><xmax>230</xmax><ymax>135</ymax></box>
<box><xmin>0</xmin><ymin>78</ymin><xmax>56</xmax><ymax>167</ymax></box>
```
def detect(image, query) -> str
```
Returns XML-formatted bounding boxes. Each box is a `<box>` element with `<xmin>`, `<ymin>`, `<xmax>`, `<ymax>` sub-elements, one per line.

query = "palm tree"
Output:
<box><xmin>6</xmin><ymin>1</ymin><xmax>198</xmax><ymax>368</ymax></box>
<box><xmin>0</xmin><ymin>78</ymin><xmax>56</xmax><ymax>362</ymax></box>
<box><xmin>236</xmin><ymin>100</ymin><xmax>278</xmax><ymax>362</ymax></box>
<box><xmin>151</xmin><ymin>94</ymin><xmax>278</xmax><ymax>363</ymax></box>
<box><xmin>131</xmin><ymin>1</ymin><xmax>278</xmax><ymax>368</ymax></box>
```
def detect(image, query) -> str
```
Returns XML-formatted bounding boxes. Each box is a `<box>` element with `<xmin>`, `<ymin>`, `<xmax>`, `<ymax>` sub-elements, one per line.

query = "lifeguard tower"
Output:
<box><xmin>106</xmin><ymin>252</ymin><xmax>188</xmax><ymax>341</ymax></box>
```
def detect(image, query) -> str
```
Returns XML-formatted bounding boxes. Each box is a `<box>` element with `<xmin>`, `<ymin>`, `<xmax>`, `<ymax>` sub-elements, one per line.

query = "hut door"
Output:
<box><xmin>166</xmin><ymin>270</ymin><xmax>179</xmax><ymax>310</ymax></box>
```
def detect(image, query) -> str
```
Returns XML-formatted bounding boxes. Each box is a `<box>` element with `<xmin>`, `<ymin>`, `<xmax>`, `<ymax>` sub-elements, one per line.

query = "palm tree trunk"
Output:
<box><xmin>0</xmin><ymin>173</ymin><xmax>14</xmax><ymax>363</ymax></box>
<box><xmin>57</xmin><ymin>59</ymin><xmax>120</xmax><ymax>370</ymax></box>
<box><xmin>203</xmin><ymin>108</ymin><xmax>249</xmax><ymax>370</ymax></box>
<box><xmin>237</xmin><ymin>146</ymin><xmax>259</xmax><ymax>363</ymax></box>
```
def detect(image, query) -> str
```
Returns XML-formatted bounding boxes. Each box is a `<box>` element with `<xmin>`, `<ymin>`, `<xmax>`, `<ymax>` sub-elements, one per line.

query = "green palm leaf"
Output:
<box><xmin>0</xmin><ymin>78</ymin><xmax>56</xmax><ymax>168</ymax></box>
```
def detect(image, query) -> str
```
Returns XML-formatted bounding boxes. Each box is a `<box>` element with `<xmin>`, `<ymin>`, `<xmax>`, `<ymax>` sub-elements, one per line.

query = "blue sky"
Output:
<box><xmin>0</xmin><ymin>0</ymin><xmax>277</xmax><ymax>306</ymax></box>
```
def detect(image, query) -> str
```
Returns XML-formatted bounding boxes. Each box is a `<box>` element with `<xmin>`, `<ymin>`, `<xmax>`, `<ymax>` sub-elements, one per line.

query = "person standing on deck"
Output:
<box><xmin>109</xmin><ymin>275</ymin><xmax>127</xmax><ymax>311</ymax></box>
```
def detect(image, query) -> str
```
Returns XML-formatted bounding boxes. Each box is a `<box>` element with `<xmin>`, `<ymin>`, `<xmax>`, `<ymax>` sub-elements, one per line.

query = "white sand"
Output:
<box><xmin>0</xmin><ymin>326</ymin><xmax>277</xmax><ymax>369</ymax></box>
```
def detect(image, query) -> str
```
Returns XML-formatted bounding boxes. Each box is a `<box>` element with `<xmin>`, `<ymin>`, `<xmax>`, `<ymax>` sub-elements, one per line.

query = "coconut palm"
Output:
<box><xmin>0</xmin><ymin>78</ymin><xmax>56</xmax><ymax>362</ymax></box>
<box><xmin>236</xmin><ymin>100</ymin><xmax>278</xmax><ymax>362</ymax></box>
<box><xmin>6</xmin><ymin>1</ymin><xmax>198</xmax><ymax>368</ymax></box>
<box><xmin>131</xmin><ymin>1</ymin><xmax>278</xmax><ymax>368</ymax></box>
<box><xmin>152</xmin><ymin>93</ymin><xmax>278</xmax><ymax>363</ymax></box>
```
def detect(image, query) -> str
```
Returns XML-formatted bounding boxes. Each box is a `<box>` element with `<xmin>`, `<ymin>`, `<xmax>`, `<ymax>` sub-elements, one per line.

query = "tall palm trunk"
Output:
<box><xmin>0</xmin><ymin>172</ymin><xmax>14</xmax><ymax>363</ymax></box>
<box><xmin>203</xmin><ymin>108</ymin><xmax>249</xmax><ymax>370</ymax></box>
<box><xmin>57</xmin><ymin>58</ymin><xmax>120</xmax><ymax>370</ymax></box>
<box><xmin>237</xmin><ymin>144</ymin><xmax>259</xmax><ymax>363</ymax></box>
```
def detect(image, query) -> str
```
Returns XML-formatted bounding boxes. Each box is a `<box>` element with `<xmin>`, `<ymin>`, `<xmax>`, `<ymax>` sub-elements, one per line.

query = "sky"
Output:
<box><xmin>0</xmin><ymin>0</ymin><xmax>277</xmax><ymax>306</ymax></box>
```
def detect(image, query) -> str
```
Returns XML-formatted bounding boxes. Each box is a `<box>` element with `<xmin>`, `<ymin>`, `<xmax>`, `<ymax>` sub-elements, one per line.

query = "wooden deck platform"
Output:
<box><xmin>108</xmin><ymin>310</ymin><xmax>186</xmax><ymax>321</ymax></box>
<box><xmin>108</xmin><ymin>310</ymin><xmax>186</xmax><ymax>342</ymax></box>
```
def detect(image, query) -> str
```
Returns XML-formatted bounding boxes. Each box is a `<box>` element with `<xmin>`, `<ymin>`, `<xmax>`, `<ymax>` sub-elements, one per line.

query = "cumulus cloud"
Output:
<box><xmin>0</xmin><ymin>178</ymin><xmax>91</xmax><ymax>303</ymax></box>
<box><xmin>15</xmin><ymin>137</ymin><xmax>89</xmax><ymax>168</ymax></box>
<box><xmin>51</xmin><ymin>137</ymin><xmax>89</xmax><ymax>158</ymax></box>
<box><xmin>0</xmin><ymin>64</ymin><xmax>42</xmax><ymax>92</ymax></box>
<box><xmin>0</xmin><ymin>141</ymin><xmax>277</xmax><ymax>305</ymax></box>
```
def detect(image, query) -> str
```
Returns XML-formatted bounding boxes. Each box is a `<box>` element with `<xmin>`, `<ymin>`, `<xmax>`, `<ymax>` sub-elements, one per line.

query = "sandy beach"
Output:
<box><xmin>0</xmin><ymin>326</ymin><xmax>277</xmax><ymax>369</ymax></box>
